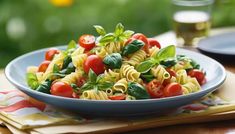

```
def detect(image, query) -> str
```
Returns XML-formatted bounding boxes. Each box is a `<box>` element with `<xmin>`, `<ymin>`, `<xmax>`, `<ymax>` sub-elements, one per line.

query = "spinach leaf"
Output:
<box><xmin>127</xmin><ymin>82</ymin><xmax>150</xmax><ymax>99</ymax></box>
<box><xmin>26</xmin><ymin>73</ymin><xmax>39</xmax><ymax>90</ymax></box>
<box><xmin>122</xmin><ymin>40</ymin><xmax>144</xmax><ymax>56</ymax></box>
<box><xmin>53</xmin><ymin>64</ymin><xmax>60</xmax><ymax>73</ymax></box>
<box><xmin>36</xmin><ymin>80</ymin><xmax>52</xmax><ymax>94</ymax></box>
<box><xmin>103</xmin><ymin>53</ymin><xmax>122</xmax><ymax>69</ymax></box>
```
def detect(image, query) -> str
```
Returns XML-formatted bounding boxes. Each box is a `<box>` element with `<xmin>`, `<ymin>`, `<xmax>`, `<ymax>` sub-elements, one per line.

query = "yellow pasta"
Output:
<box><xmin>60</xmin><ymin>70</ymin><xmax>83</xmax><ymax>84</ymax></box>
<box><xmin>71</xmin><ymin>47</ymin><xmax>85</xmax><ymax>57</ymax></box>
<box><xmin>96</xmin><ymin>47</ymin><xmax>108</xmax><ymax>59</ymax></box>
<box><xmin>72</xmin><ymin>54</ymin><xmax>87</xmax><ymax>69</ymax></box>
<box><xmin>125</xmin><ymin>50</ymin><xmax>146</xmax><ymax>66</ymax></box>
<box><xmin>104</xmin><ymin>41</ymin><xmax>125</xmax><ymax>54</ymax></box>
<box><xmin>120</xmin><ymin>64</ymin><xmax>140</xmax><ymax>82</ymax></box>
<box><xmin>103</xmin><ymin>69</ymin><xmax>120</xmax><ymax>82</ymax></box>
<box><xmin>27</xmin><ymin>66</ymin><xmax>38</xmax><ymax>73</ymax></box>
<box><xmin>113</xmin><ymin>78</ymin><xmax>128</xmax><ymax>93</ymax></box>
<box><xmin>151</xmin><ymin>65</ymin><xmax>170</xmax><ymax>83</ymax></box>
<box><xmin>81</xmin><ymin>89</ymin><xmax>109</xmax><ymax>100</ymax></box>
<box><xmin>176</xmin><ymin>69</ymin><xmax>188</xmax><ymax>84</ymax></box>
<box><xmin>149</xmin><ymin>46</ymin><xmax>160</xmax><ymax>57</ymax></box>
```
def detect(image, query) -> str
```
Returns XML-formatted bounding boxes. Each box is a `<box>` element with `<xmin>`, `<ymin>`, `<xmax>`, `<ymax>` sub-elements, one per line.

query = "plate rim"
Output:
<box><xmin>4</xmin><ymin>46</ymin><xmax>226</xmax><ymax>104</ymax></box>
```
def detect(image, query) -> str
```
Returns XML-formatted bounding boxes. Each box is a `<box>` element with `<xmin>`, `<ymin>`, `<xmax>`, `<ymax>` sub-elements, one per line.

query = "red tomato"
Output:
<box><xmin>72</xmin><ymin>92</ymin><xmax>80</xmax><ymax>98</ymax></box>
<box><xmin>188</xmin><ymin>69</ymin><xmax>206</xmax><ymax>85</ymax></box>
<box><xmin>50</xmin><ymin>82</ymin><xmax>73</xmax><ymax>98</ymax></box>
<box><xmin>76</xmin><ymin>77</ymin><xmax>86</xmax><ymax>87</ymax></box>
<box><xmin>146</xmin><ymin>79</ymin><xmax>164</xmax><ymax>98</ymax></box>
<box><xmin>108</xmin><ymin>94</ymin><xmax>126</xmax><ymax>100</ymax></box>
<box><xmin>79</xmin><ymin>34</ymin><xmax>96</xmax><ymax>51</ymax></box>
<box><xmin>45</xmin><ymin>48</ymin><xmax>59</xmax><ymax>61</ymax></box>
<box><xmin>163</xmin><ymin>82</ymin><xmax>183</xmax><ymax>97</ymax></box>
<box><xmin>147</xmin><ymin>38</ymin><xmax>161</xmax><ymax>49</ymax></box>
<box><xmin>132</xmin><ymin>33</ymin><xmax>149</xmax><ymax>53</ymax></box>
<box><xmin>163</xmin><ymin>68</ymin><xmax>177</xmax><ymax>86</ymax></box>
<box><xmin>124</xmin><ymin>38</ymin><xmax>135</xmax><ymax>45</ymax></box>
<box><xmin>38</xmin><ymin>60</ymin><xmax>51</xmax><ymax>73</ymax></box>
<box><xmin>83</xmin><ymin>55</ymin><xmax>105</xmax><ymax>75</ymax></box>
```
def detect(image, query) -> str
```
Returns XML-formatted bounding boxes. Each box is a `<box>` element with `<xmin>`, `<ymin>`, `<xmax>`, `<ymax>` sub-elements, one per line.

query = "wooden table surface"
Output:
<box><xmin>0</xmin><ymin>27</ymin><xmax>235</xmax><ymax>134</ymax></box>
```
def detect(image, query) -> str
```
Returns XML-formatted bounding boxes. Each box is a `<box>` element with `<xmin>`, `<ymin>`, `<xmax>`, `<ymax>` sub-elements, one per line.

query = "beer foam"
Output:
<box><xmin>174</xmin><ymin>11</ymin><xmax>209</xmax><ymax>23</ymax></box>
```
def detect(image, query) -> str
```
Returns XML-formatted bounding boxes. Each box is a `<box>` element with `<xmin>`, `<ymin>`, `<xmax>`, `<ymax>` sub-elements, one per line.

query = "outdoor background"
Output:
<box><xmin>0</xmin><ymin>0</ymin><xmax>235</xmax><ymax>68</ymax></box>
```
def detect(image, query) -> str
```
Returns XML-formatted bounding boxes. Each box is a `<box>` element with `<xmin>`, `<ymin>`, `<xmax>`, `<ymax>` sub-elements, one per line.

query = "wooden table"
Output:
<box><xmin>0</xmin><ymin>27</ymin><xmax>235</xmax><ymax>134</ymax></box>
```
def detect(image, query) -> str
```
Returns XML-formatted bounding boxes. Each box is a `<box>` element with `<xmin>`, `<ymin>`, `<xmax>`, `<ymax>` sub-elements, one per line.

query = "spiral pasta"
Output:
<box><xmin>36</xmin><ymin>72</ymin><xmax>44</xmax><ymax>84</ymax></box>
<box><xmin>125</xmin><ymin>50</ymin><xmax>146</xmax><ymax>66</ymax></box>
<box><xmin>151</xmin><ymin>65</ymin><xmax>170</xmax><ymax>83</ymax></box>
<box><xmin>120</xmin><ymin>64</ymin><xmax>140</xmax><ymax>82</ymax></box>
<box><xmin>104</xmin><ymin>41</ymin><xmax>125</xmax><ymax>54</ymax></box>
<box><xmin>60</xmin><ymin>70</ymin><xmax>83</xmax><ymax>84</ymax></box>
<box><xmin>72</xmin><ymin>54</ymin><xmax>87</xmax><ymax>69</ymax></box>
<box><xmin>71</xmin><ymin>47</ymin><xmax>85</xmax><ymax>57</ymax></box>
<box><xmin>173</xmin><ymin>61</ymin><xmax>193</xmax><ymax>71</ymax></box>
<box><xmin>149</xmin><ymin>46</ymin><xmax>160</xmax><ymax>57</ymax></box>
<box><xmin>176</xmin><ymin>69</ymin><xmax>188</xmax><ymax>84</ymax></box>
<box><xmin>96</xmin><ymin>47</ymin><xmax>108</xmax><ymax>59</ymax></box>
<box><xmin>103</xmin><ymin>69</ymin><xmax>120</xmax><ymax>82</ymax></box>
<box><xmin>113</xmin><ymin>78</ymin><xmax>128</xmax><ymax>93</ymax></box>
<box><xmin>182</xmin><ymin>78</ymin><xmax>201</xmax><ymax>94</ymax></box>
<box><xmin>81</xmin><ymin>89</ymin><xmax>109</xmax><ymax>100</ymax></box>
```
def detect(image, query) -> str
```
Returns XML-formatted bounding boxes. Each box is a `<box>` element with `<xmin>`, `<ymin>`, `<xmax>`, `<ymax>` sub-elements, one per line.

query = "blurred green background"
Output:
<box><xmin>0</xmin><ymin>0</ymin><xmax>235</xmax><ymax>68</ymax></box>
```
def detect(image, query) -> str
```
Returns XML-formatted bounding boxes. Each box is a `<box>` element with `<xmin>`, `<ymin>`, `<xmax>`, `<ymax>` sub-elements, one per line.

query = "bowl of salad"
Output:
<box><xmin>5</xmin><ymin>23</ymin><xmax>226</xmax><ymax>116</ymax></box>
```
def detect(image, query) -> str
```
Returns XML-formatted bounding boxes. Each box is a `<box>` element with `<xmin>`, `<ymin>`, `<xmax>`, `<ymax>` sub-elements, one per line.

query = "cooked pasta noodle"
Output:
<box><xmin>60</xmin><ymin>70</ymin><xmax>83</xmax><ymax>84</ymax></box>
<box><xmin>151</xmin><ymin>65</ymin><xmax>170</xmax><ymax>83</ymax></box>
<box><xmin>96</xmin><ymin>47</ymin><xmax>108</xmax><ymax>59</ymax></box>
<box><xmin>120</xmin><ymin>64</ymin><xmax>140</xmax><ymax>82</ymax></box>
<box><xmin>72</xmin><ymin>54</ymin><xmax>87</xmax><ymax>69</ymax></box>
<box><xmin>149</xmin><ymin>46</ymin><xmax>159</xmax><ymax>57</ymax></box>
<box><xmin>113</xmin><ymin>78</ymin><xmax>128</xmax><ymax>93</ymax></box>
<box><xmin>71</xmin><ymin>47</ymin><xmax>85</xmax><ymax>57</ymax></box>
<box><xmin>176</xmin><ymin>69</ymin><xmax>188</xmax><ymax>84</ymax></box>
<box><xmin>125</xmin><ymin>50</ymin><xmax>146</xmax><ymax>66</ymax></box>
<box><xmin>103</xmin><ymin>69</ymin><xmax>120</xmax><ymax>82</ymax></box>
<box><xmin>81</xmin><ymin>89</ymin><xmax>109</xmax><ymax>100</ymax></box>
<box><xmin>36</xmin><ymin>72</ymin><xmax>44</xmax><ymax>83</ymax></box>
<box><xmin>105</xmin><ymin>88</ymin><xmax>113</xmax><ymax>96</ymax></box>
<box><xmin>104</xmin><ymin>41</ymin><xmax>125</xmax><ymax>54</ymax></box>
<box><xmin>27</xmin><ymin>66</ymin><xmax>38</xmax><ymax>73</ymax></box>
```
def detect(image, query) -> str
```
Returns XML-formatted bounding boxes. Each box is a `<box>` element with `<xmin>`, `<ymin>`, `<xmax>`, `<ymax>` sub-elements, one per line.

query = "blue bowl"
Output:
<box><xmin>5</xmin><ymin>46</ymin><xmax>226</xmax><ymax>116</ymax></box>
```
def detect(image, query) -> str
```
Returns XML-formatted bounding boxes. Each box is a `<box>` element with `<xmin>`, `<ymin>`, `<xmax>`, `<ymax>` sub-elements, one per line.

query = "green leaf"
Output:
<box><xmin>94</xmin><ymin>25</ymin><xmax>106</xmax><ymax>36</ymax></box>
<box><xmin>121</xmin><ymin>40</ymin><xmax>144</xmax><ymax>56</ymax></box>
<box><xmin>67</xmin><ymin>40</ymin><xmax>77</xmax><ymax>51</ymax></box>
<box><xmin>99</xmin><ymin>33</ymin><xmax>115</xmax><ymax>43</ymax></box>
<box><xmin>127</xmin><ymin>82</ymin><xmax>150</xmax><ymax>99</ymax></box>
<box><xmin>103</xmin><ymin>53</ymin><xmax>122</xmax><ymax>69</ymax></box>
<box><xmin>140</xmin><ymin>72</ymin><xmax>155</xmax><ymax>82</ymax></box>
<box><xmin>122</xmin><ymin>30</ymin><xmax>134</xmax><ymax>38</ymax></box>
<box><xmin>53</xmin><ymin>64</ymin><xmax>60</xmax><ymax>73</ymax></box>
<box><xmin>88</xmin><ymin>69</ymin><xmax>97</xmax><ymax>83</ymax></box>
<box><xmin>36</xmin><ymin>80</ymin><xmax>52</xmax><ymax>94</ymax></box>
<box><xmin>26</xmin><ymin>73</ymin><xmax>39</xmax><ymax>90</ymax></box>
<box><xmin>114</xmin><ymin>23</ymin><xmax>124</xmax><ymax>36</ymax></box>
<box><xmin>155</xmin><ymin>45</ymin><xmax>176</xmax><ymax>61</ymax></box>
<box><xmin>59</xmin><ymin>62</ymin><xmax>75</xmax><ymax>75</ymax></box>
<box><xmin>62</xmin><ymin>56</ymin><xmax>72</xmax><ymax>69</ymax></box>
<box><xmin>136</xmin><ymin>60</ymin><xmax>155</xmax><ymax>73</ymax></box>
<box><xmin>80</xmin><ymin>82</ymin><xmax>94</xmax><ymax>91</ymax></box>
<box><xmin>160</xmin><ymin>58</ymin><xmax>177</xmax><ymax>68</ymax></box>
<box><xmin>98</xmin><ymin>82</ymin><xmax>114</xmax><ymax>90</ymax></box>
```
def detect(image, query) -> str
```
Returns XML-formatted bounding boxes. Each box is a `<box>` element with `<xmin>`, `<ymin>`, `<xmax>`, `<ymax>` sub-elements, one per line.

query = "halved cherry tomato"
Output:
<box><xmin>163</xmin><ymin>68</ymin><xmax>177</xmax><ymax>86</ymax></box>
<box><xmin>76</xmin><ymin>77</ymin><xmax>86</xmax><ymax>87</ymax></box>
<box><xmin>146</xmin><ymin>79</ymin><xmax>164</xmax><ymax>98</ymax></box>
<box><xmin>108</xmin><ymin>94</ymin><xmax>126</xmax><ymax>100</ymax></box>
<box><xmin>72</xmin><ymin>92</ymin><xmax>80</xmax><ymax>98</ymax></box>
<box><xmin>163</xmin><ymin>82</ymin><xmax>183</xmax><ymax>97</ymax></box>
<box><xmin>147</xmin><ymin>38</ymin><xmax>161</xmax><ymax>49</ymax></box>
<box><xmin>83</xmin><ymin>55</ymin><xmax>105</xmax><ymax>75</ymax></box>
<box><xmin>50</xmin><ymin>82</ymin><xmax>73</xmax><ymax>98</ymax></box>
<box><xmin>132</xmin><ymin>33</ymin><xmax>149</xmax><ymax>53</ymax></box>
<box><xmin>79</xmin><ymin>34</ymin><xmax>96</xmax><ymax>51</ymax></box>
<box><xmin>188</xmin><ymin>69</ymin><xmax>206</xmax><ymax>85</ymax></box>
<box><xmin>38</xmin><ymin>60</ymin><xmax>51</xmax><ymax>73</ymax></box>
<box><xmin>45</xmin><ymin>48</ymin><xmax>59</xmax><ymax>61</ymax></box>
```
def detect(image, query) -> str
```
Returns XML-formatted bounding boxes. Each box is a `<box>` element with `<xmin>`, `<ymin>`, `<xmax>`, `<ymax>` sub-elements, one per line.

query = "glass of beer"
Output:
<box><xmin>172</xmin><ymin>0</ymin><xmax>214</xmax><ymax>47</ymax></box>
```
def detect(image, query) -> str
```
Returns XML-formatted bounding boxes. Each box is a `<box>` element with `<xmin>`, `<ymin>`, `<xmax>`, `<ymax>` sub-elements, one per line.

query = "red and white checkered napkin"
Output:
<box><xmin>0</xmin><ymin>90</ymin><xmax>85</xmax><ymax>129</ymax></box>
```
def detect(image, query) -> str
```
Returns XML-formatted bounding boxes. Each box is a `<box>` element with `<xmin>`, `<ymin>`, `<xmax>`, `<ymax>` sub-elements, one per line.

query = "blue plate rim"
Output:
<box><xmin>4</xmin><ymin>46</ymin><xmax>226</xmax><ymax>104</ymax></box>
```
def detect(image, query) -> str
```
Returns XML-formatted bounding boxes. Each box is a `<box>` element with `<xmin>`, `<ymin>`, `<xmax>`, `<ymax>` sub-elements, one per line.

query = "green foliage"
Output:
<box><xmin>0</xmin><ymin>0</ymin><xmax>234</xmax><ymax>68</ymax></box>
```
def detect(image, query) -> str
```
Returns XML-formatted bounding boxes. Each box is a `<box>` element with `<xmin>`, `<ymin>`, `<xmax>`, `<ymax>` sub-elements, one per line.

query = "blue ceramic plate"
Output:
<box><xmin>198</xmin><ymin>32</ymin><xmax>235</xmax><ymax>56</ymax></box>
<box><xmin>5</xmin><ymin>46</ymin><xmax>226</xmax><ymax>116</ymax></box>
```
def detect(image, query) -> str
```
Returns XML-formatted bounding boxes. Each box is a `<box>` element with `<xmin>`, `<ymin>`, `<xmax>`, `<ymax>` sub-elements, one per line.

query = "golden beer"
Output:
<box><xmin>173</xmin><ymin>11</ymin><xmax>211</xmax><ymax>46</ymax></box>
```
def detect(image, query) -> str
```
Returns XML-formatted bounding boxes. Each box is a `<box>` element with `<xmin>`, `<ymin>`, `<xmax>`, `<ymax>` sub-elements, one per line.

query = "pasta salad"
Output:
<box><xmin>26</xmin><ymin>23</ymin><xmax>206</xmax><ymax>100</ymax></box>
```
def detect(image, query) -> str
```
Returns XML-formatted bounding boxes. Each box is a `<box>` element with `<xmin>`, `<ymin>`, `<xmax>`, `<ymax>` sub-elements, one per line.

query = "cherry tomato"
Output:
<box><xmin>163</xmin><ymin>82</ymin><xmax>183</xmax><ymax>97</ymax></box>
<box><xmin>146</xmin><ymin>79</ymin><xmax>164</xmax><ymax>98</ymax></box>
<box><xmin>108</xmin><ymin>94</ymin><xmax>126</xmax><ymax>100</ymax></box>
<box><xmin>72</xmin><ymin>92</ymin><xmax>80</xmax><ymax>98</ymax></box>
<box><xmin>132</xmin><ymin>33</ymin><xmax>149</xmax><ymax>53</ymax></box>
<box><xmin>45</xmin><ymin>48</ymin><xmax>59</xmax><ymax>61</ymax></box>
<box><xmin>76</xmin><ymin>77</ymin><xmax>87</xmax><ymax>87</ymax></box>
<box><xmin>147</xmin><ymin>38</ymin><xmax>161</xmax><ymax>49</ymax></box>
<box><xmin>188</xmin><ymin>69</ymin><xmax>206</xmax><ymax>85</ymax></box>
<box><xmin>83</xmin><ymin>55</ymin><xmax>105</xmax><ymax>75</ymax></box>
<box><xmin>163</xmin><ymin>68</ymin><xmax>177</xmax><ymax>86</ymax></box>
<box><xmin>50</xmin><ymin>82</ymin><xmax>73</xmax><ymax>98</ymax></box>
<box><xmin>38</xmin><ymin>60</ymin><xmax>51</xmax><ymax>73</ymax></box>
<box><xmin>79</xmin><ymin>34</ymin><xmax>96</xmax><ymax>51</ymax></box>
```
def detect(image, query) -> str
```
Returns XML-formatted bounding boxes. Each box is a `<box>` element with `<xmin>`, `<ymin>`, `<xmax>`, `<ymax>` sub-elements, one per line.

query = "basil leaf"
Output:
<box><xmin>127</xmin><ymin>82</ymin><xmax>150</xmax><ymax>99</ymax></box>
<box><xmin>155</xmin><ymin>45</ymin><xmax>175</xmax><ymax>61</ymax></box>
<box><xmin>88</xmin><ymin>69</ymin><xmax>97</xmax><ymax>83</ymax></box>
<box><xmin>190</xmin><ymin>60</ymin><xmax>200</xmax><ymax>69</ymax></box>
<box><xmin>67</xmin><ymin>40</ymin><xmax>77</xmax><ymax>51</ymax></box>
<box><xmin>141</xmin><ymin>72</ymin><xmax>155</xmax><ymax>82</ymax></box>
<box><xmin>98</xmin><ymin>82</ymin><xmax>113</xmax><ymax>90</ymax></box>
<box><xmin>26</xmin><ymin>73</ymin><xmax>39</xmax><ymax>90</ymax></box>
<box><xmin>99</xmin><ymin>33</ymin><xmax>115</xmax><ymax>43</ymax></box>
<box><xmin>160</xmin><ymin>58</ymin><xmax>177</xmax><ymax>68</ymax></box>
<box><xmin>122</xmin><ymin>30</ymin><xmax>134</xmax><ymax>38</ymax></box>
<box><xmin>62</xmin><ymin>56</ymin><xmax>72</xmax><ymax>69</ymax></box>
<box><xmin>103</xmin><ymin>53</ymin><xmax>122</xmax><ymax>69</ymax></box>
<box><xmin>94</xmin><ymin>25</ymin><xmax>106</xmax><ymax>36</ymax></box>
<box><xmin>59</xmin><ymin>62</ymin><xmax>75</xmax><ymax>75</ymax></box>
<box><xmin>53</xmin><ymin>64</ymin><xmax>60</xmax><ymax>73</ymax></box>
<box><xmin>114</xmin><ymin>23</ymin><xmax>124</xmax><ymax>36</ymax></box>
<box><xmin>136</xmin><ymin>60</ymin><xmax>155</xmax><ymax>73</ymax></box>
<box><xmin>81</xmin><ymin>82</ymin><xmax>95</xmax><ymax>91</ymax></box>
<box><xmin>121</xmin><ymin>40</ymin><xmax>144</xmax><ymax>56</ymax></box>
<box><xmin>36</xmin><ymin>80</ymin><xmax>52</xmax><ymax>94</ymax></box>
